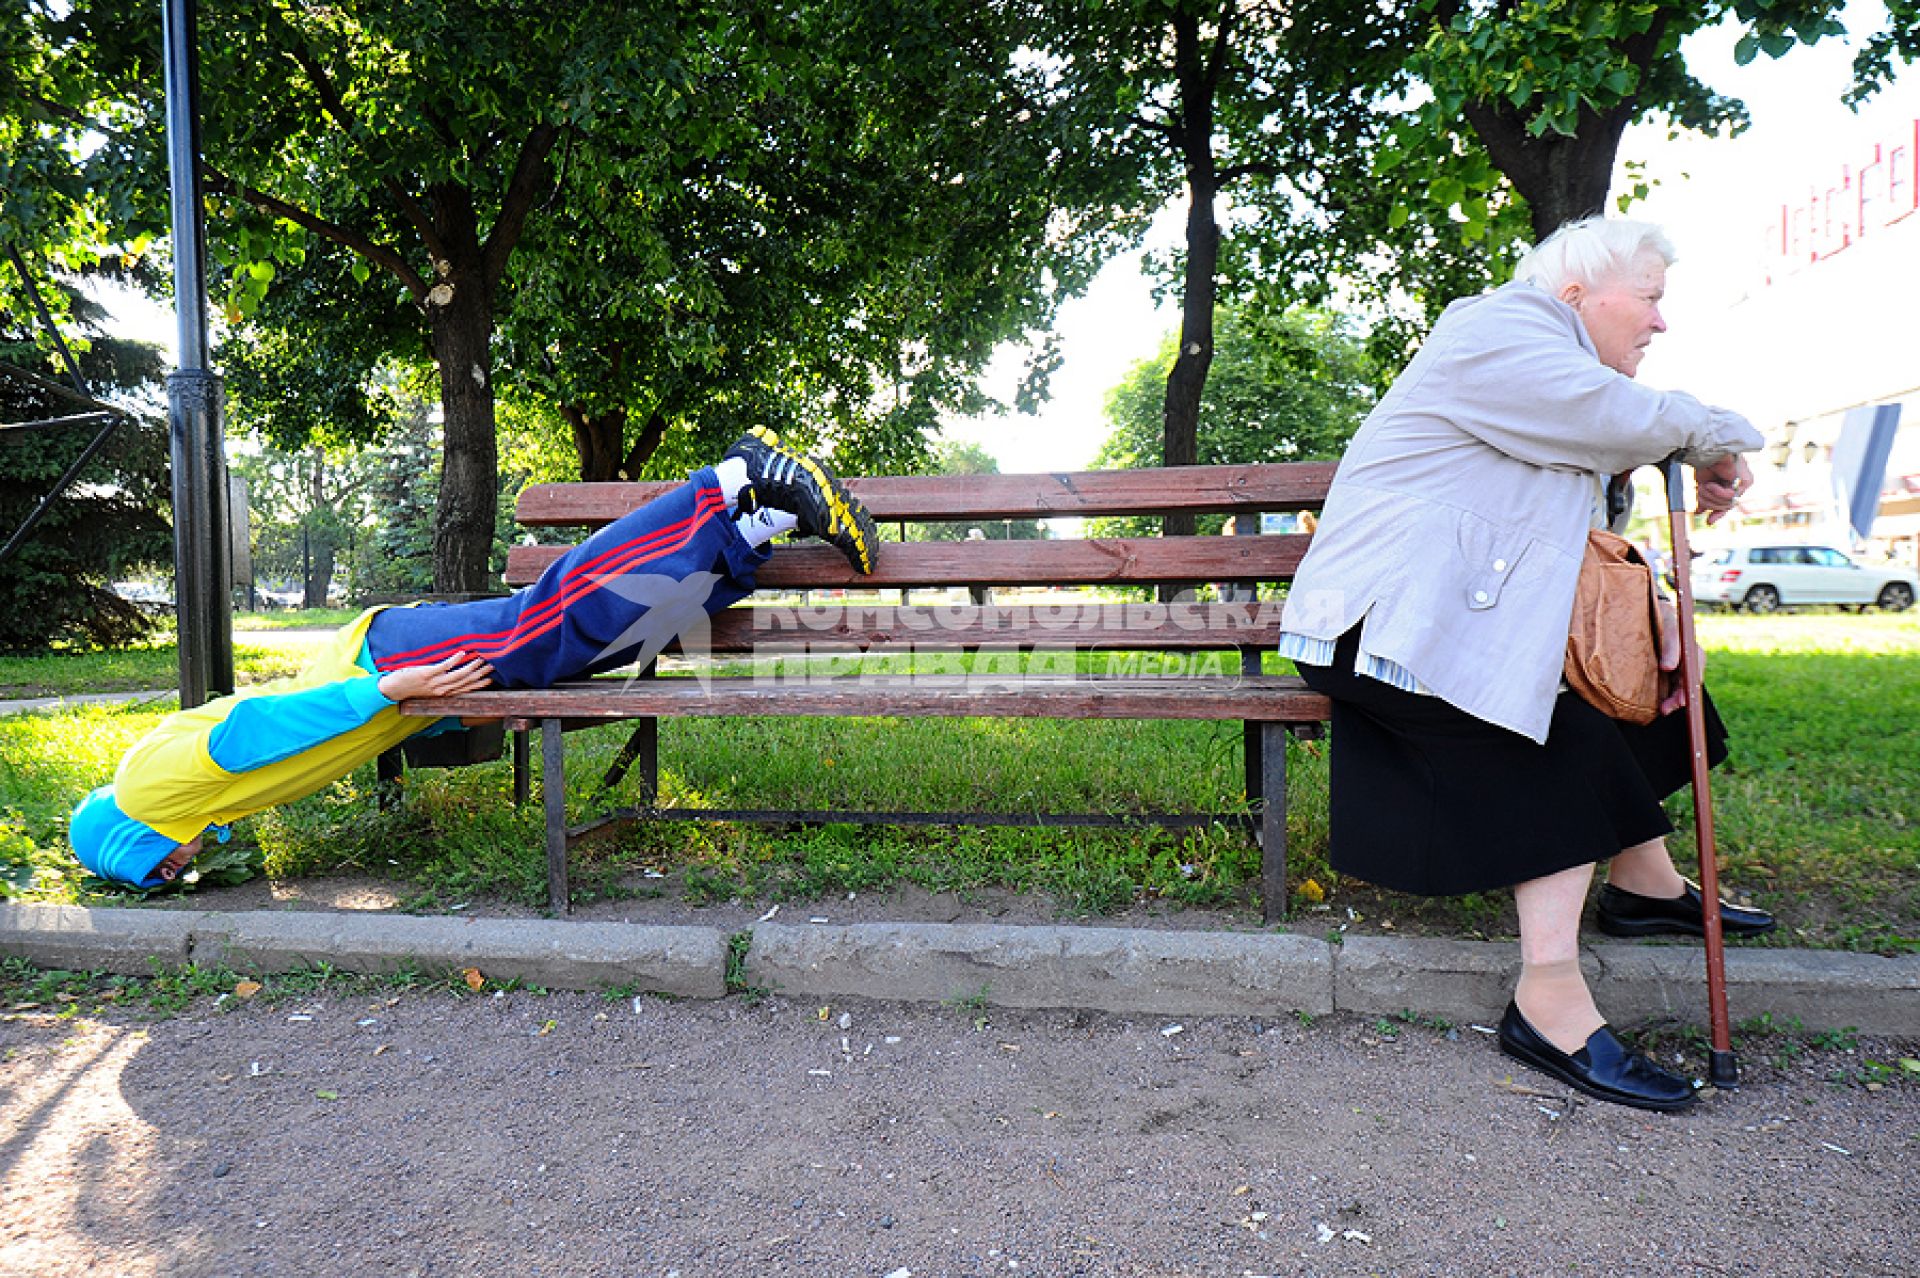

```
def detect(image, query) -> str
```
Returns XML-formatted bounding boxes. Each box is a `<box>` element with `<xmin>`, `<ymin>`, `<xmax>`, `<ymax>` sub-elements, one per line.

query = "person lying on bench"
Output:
<box><xmin>69</xmin><ymin>428</ymin><xmax>877</xmax><ymax>890</ymax></box>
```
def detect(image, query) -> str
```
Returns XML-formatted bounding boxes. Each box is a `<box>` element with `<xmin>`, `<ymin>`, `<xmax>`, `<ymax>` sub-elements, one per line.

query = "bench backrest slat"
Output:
<box><xmin>505</xmin><ymin>461</ymin><xmax>1327</xmax><ymax>657</ymax></box>
<box><xmin>515</xmin><ymin>461</ymin><xmax>1336</xmax><ymax>527</ymax></box>
<box><xmin>505</xmin><ymin>533</ymin><xmax>1310</xmax><ymax>590</ymax></box>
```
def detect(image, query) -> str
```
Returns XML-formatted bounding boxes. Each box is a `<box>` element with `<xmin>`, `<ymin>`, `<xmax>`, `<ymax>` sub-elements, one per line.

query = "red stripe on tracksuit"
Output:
<box><xmin>371</xmin><ymin>488</ymin><xmax>729</xmax><ymax>671</ymax></box>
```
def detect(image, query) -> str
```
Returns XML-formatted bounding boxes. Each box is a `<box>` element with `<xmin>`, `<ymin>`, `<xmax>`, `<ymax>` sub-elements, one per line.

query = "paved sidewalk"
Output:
<box><xmin>4</xmin><ymin>902</ymin><xmax>1915</xmax><ymax>1034</ymax></box>
<box><xmin>0</xmin><ymin>688</ymin><xmax>173</xmax><ymax>715</ymax></box>
<box><xmin>6</xmin><ymin>984</ymin><xmax>1912</xmax><ymax>1277</ymax></box>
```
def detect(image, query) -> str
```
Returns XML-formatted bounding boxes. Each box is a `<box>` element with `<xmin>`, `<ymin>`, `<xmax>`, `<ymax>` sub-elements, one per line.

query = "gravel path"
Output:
<box><xmin>2</xmin><ymin>989</ymin><xmax>1913</xmax><ymax>1277</ymax></box>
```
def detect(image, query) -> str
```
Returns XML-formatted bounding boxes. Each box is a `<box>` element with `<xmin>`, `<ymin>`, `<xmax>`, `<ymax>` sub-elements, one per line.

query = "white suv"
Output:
<box><xmin>1691</xmin><ymin>544</ymin><xmax>1917</xmax><ymax>613</ymax></box>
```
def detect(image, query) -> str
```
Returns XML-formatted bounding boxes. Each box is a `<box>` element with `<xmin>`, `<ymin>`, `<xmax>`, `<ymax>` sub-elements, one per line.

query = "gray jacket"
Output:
<box><xmin>1280</xmin><ymin>282</ymin><xmax>1764</xmax><ymax>742</ymax></box>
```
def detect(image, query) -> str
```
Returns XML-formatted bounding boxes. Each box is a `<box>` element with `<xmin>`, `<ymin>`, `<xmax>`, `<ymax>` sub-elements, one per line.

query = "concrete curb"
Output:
<box><xmin>746</xmin><ymin>922</ymin><xmax>1336</xmax><ymax>1016</ymax></box>
<box><xmin>1332</xmin><ymin>935</ymin><xmax>1920</xmax><ymax>1033</ymax></box>
<box><xmin>0</xmin><ymin>904</ymin><xmax>202</xmax><ymax>974</ymax></box>
<box><xmin>0</xmin><ymin>905</ymin><xmax>727</xmax><ymax>999</ymax></box>
<box><xmin>195</xmin><ymin>912</ymin><xmax>730</xmax><ymax>999</ymax></box>
<box><xmin>2</xmin><ymin>904</ymin><xmax>1916</xmax><ymax>1034</ymax></box>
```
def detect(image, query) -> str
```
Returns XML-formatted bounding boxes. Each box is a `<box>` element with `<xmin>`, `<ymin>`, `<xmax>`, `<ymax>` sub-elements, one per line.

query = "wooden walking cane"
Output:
<box><xmin>1660</xmin><ymin>456</ymin><xmax>1739</xmax><ymax>1088</ymax></box>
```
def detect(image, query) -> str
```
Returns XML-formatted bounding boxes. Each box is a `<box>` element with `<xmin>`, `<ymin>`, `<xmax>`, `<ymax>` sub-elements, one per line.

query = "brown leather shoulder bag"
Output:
<box><xmin>1564</xmin><ymin>529</ymin><xmax>1664</xmax><ymax>725</ymax></box>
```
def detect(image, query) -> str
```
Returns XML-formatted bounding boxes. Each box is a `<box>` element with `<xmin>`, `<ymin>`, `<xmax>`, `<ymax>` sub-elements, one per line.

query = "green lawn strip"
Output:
<box><xmin>0</xmin><ymin>954</ymin><xmax>508</xmax><ymax>1020</ymax></box>
<box><xmin>231</xmin><ymin>607</ymin><xmax>365</xmax><ymax>630</ymax></box>
<box><xmin>0</xmin><ymin>642</ymin><xmax>300</xmax><ymax>699</ymax></box>
<box><xmin>1666</xmin><ymin>613</ymin><xmax>1919</xmax><ymax>954</ymax></box>
<box><xmin>0</xmin><ymin>614</ymin><xmax>1912</xmax><ymax>952</ymax></box>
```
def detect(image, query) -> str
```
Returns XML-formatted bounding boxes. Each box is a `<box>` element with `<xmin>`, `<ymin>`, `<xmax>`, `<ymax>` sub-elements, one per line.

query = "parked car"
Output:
<box><xmin>109</xmin><ymin>581</ymin><xmax>173</xmax><ymax>613</ymax></box>
<box><xmin>1690</xmin><ymin>544</ymin><xmax>1917</xmax><ymax>613</ymax></box>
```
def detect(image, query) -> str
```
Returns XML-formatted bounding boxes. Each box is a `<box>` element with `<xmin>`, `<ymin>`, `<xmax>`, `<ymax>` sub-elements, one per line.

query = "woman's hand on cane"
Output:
<box><xmin>1693</xmin><ymin>454</ymin><xmax>1753</xmax><ymax>525</ymax></box>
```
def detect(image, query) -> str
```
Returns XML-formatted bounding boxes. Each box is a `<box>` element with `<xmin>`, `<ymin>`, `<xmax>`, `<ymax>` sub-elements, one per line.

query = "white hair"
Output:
<box><xmin>1513</xmin><ymin>216</ymin><xmax>1676</xmax><ymax>292</ymax></box>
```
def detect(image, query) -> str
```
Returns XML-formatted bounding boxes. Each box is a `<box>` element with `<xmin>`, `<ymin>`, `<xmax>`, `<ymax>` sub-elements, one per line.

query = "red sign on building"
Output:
<box><xmin>1760</xmin><ymin>119</ymin><xmax>1920</xmax><ymax>282</ymax></box>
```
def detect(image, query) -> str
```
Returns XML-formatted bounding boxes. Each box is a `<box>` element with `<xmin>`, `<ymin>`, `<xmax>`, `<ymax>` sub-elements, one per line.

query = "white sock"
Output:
<box><xmin>713</xmin><ymin>457</ymin><xmax>751</xmax><ymax>514</ymax></box>
<box><xmin>735</xmin><ymin>506</ymin><xmax>798</xmax><ymax>549</ymax></box>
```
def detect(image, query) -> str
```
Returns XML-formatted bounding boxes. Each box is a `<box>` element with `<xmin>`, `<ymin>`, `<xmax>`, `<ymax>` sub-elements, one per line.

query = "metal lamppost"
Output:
<box><xmin>163</xmin><ymin>0</ymin><xmax>233</xmax><ymax>705</ymax></box>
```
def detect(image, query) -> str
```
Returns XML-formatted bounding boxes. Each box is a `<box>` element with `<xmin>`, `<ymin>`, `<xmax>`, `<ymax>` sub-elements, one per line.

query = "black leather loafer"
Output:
<box><xmin>1595</xmin><ymin>880</ymin><xmax>1776</xmax><ymax>939</ymax></box>
<box><xmin>1497</xmin><ymin>1002</ymin><xmax>1697</xmax><ymax>1112</ymax></box>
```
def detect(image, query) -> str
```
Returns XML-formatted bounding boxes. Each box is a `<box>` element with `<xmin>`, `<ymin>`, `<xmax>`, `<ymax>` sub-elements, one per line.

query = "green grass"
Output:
<box><xmin>0</xmin><ymin>954</ymin><xmax>490</xmax><ymax>1019</ymax></box>
<box><xmin>0</xmin><ymin>613</ymin><xmax>1913</xmax><ymax>953</ymax></box>
<box><xmin>232</xmin><ymin>607</ymin><xmax>365</xmax><ymax>630</ymax></box>
<box><xmin>1666</xmin><ymin>612</ymin><xmax>1920</xmax><ymax>954</ymax></box>
<box><xmin>0</xmin><ymin>641</ymin><xmax>302</xmax><ymax>699</ymax></box>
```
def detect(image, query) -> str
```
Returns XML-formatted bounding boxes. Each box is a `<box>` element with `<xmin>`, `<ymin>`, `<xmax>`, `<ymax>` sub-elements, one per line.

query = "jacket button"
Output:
<box><xmin>1473</xmin><ymin>590</ymin><xmax>1490</xmax><ymax>604</ymax></box>
<box><xmin>1492</xmin><ymin>558</ymin><xmax>1508</xmax><ymax>572</ymax></box>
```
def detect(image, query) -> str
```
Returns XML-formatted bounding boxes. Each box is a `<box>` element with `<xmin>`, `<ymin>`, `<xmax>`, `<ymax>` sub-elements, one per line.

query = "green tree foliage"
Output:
<box><xmin>1848</xmin><ymin>0</ymin><xmax>1920</xmax><ymax>102</ymax></box>
<box><xmin>0</xmin><ymin>303</ymin><xmax>171</xmax><ymax>651</ymax></box>
<box><xmin>347</xmin><ymin>404</ymin><xmax>443</xmax><ymax>599</ymax></box>
<box><xmin>1235</xmin><ymin>1</ymin><xmax>1920</xmax><ymax>380</ymax></box>
<box><xmin>217</xmin><ymin>257</ymin><xmax>412</xmax><ymax>457</ymax></box>
<box><xmin>230</xmin><ymin>443</ymin><xmax>381</xmax><ymax>608</ymax></box>
<box><xmin>11</xmin><ymin>0</ymin><xmax>1140</xmax><ymax>595</ymax></box>
<box><xmin>1089</xmin><ymin>307</ymin><xmax>1373</xmax><ymax>540</ymax></box>
<box><xmin>0</xmin><ymin>4</ymin><xmax>165</xmax><ymax>331</ymax></box>
<box><xmin>1022</xmin><ymin>2</ymin><xmax>1414</xmax><ymax>532</ymax></box>
<box><xmin>501</xmin><ymin>2</ymin><xmax>1139</xmax><ymax>484</ymax></box>
<box><xmin>1384</xmin><ymin>2</ymin><xmax>1845</xmax><ymax>244</ymax></box>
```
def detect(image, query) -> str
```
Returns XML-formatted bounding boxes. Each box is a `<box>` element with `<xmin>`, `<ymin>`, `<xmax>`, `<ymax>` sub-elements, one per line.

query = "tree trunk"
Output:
<box><xmin>561</xmin><ymin>406</ymin><xmax>672</xmax><ymax>482</ymax></box>
<box><xmin>305</xmin><ymin>540</ymin><xmax>335</xmax><ymax>609</ymax></box>
<box><xmin>1161</xmin><ymin>8</ymin><xmax>1223</xmax><ymax>545</ymax></box>
<box><xmin>1163</xmin><ymin>182</ymin><xmax>1219</xmax><ymax>535</ymax></box>
<box><xmin>624</xmin><ymin>409</ymin><xmax>670</xmax><ymax>479</ymax></box>
<box><xmin>563</xmin><ymin>405</ymin><xmax>628</xmax><ymax>482</ymax></box>
<box><xmin>426</xmin><ymin>238</ymin><xmax>500</xmax><ymax>594</ymax></box>
<box><xmin>1458</xmin><ymin>15</ymin><xmax>1666</xmax><ymax>242</ymax></box>
<box><xmin>1462</xmin><ymin>99</ymin><xmax>1634</xmax><ymax>240</ymax></box>
<box><xmin>303</xmin><ymin>449</ymin><xmax>331</xmax><ymax>608</ymax></box>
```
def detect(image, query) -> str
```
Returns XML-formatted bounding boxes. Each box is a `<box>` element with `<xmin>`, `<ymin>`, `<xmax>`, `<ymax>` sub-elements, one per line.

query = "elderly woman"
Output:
<box><xmin>1277</xmin><ymin>217</ymin><xmax>1774</xmax><ymax>1112</ymax></box>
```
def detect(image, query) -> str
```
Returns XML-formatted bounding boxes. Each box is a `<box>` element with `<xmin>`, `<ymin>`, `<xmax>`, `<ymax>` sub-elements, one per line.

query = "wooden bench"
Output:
<box><xmin>399</xmin><ymin>462</ymin><xmax>1335</xmax><ymax>920</ymax></box>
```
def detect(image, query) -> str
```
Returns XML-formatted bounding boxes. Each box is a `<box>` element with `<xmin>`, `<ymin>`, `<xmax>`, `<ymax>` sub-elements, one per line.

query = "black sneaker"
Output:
<box><xmin>725</xmin><ymin>427</ymin><xmax>877</xmax><ymax>574</ymax></box>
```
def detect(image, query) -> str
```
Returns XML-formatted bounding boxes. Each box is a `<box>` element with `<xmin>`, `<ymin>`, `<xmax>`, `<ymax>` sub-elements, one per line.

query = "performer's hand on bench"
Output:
<box><xmin>377</xmin><ymin>652</ymin><xmax>495</xmax><ymax>703</ymax></box>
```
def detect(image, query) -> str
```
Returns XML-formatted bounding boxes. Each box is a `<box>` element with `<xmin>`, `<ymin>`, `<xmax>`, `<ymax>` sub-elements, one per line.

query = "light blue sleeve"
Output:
<box><xmin>206</xmin><ymin>676</ymin><xmax>395</xmax><ymax>774</ymax></box>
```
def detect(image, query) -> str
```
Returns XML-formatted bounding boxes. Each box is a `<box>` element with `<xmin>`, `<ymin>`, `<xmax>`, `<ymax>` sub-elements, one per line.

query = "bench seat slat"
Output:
<box><xmin>402</xmin><ymin>674</ymin><xmax>1328</xmax><ymax>723</ymax></box>
<box><xmin>505</xmin><ymin>533</ymin><xmax>1309</xmax><ymax>589</ymax></box>
<box><xmin>515</xmin><ymin>461</ymin><xmax>1336</xmax><ymax>526</ymax></box>
<box><xmin>696</xmin><ymin>601</ymin><xmax>1288</xmax><ymax>652</ymax></box>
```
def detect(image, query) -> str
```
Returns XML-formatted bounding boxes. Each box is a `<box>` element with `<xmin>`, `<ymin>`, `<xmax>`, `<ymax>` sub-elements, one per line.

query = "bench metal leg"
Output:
<box><xmin>542</xmin><ymin>718</ymin><xmax>570</xmax><ymax>915</ymax></box>
<box><xmin>512</xmin><ymin>727</ymin><xmax>530</xmax><ymax>806</ymax></box>
<box><xmin>1243</xmin><ymin>721</ymin><xmax>1263</xmax><ymax>810</ymax></box>
<box><xmin>600</xmin><ymin>717</ymin><xmax>658</xmax><ymax>803</ymax></box>
<box><xmin>638</xmin><ymin>718</ymin><xmax>657</xmax><ymax>803</ymax></box>
<box><xmin>1241</xmin><ymin>647</ymin><xmax>1264</xmax><ymax>808</ymax></box>
<box><xmin>1259</xmin><ymin>721</ymin><xmax>1288</xmax><ymax>924</ymax></box>
<box><xmin>376</xmin><ymin>748</ymin><xmax>404</xmax><ymax>811</ymax></box>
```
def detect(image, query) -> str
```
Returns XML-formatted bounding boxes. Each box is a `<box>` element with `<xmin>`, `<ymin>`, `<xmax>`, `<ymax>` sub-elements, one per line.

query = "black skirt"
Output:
<box><xmin>1296</xmin><ymin>626</ymin><xmax>1728</xmax><ymax>897</ymax></box>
